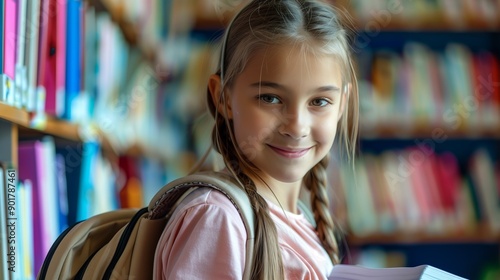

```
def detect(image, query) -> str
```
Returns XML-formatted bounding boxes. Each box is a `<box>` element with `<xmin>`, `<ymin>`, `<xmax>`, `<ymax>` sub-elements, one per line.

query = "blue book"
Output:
<box><xmin>55</xmin><ymin>144</ymin><xmax>83</xmax><ymax>227</ymax></box>
<box><xmin>55</xmin><ymin>154</ymin><xmax>69</xmax><ymax>233</ymax></box>
<box><xmin>64</xmin><ymin>0</ymin><xmax>82</xmax><ymax>120</ymax></box>
<box><xmin>77</xmin><ymin>141</ymin><xmax>100</xmax><ymax>221</ymax></box>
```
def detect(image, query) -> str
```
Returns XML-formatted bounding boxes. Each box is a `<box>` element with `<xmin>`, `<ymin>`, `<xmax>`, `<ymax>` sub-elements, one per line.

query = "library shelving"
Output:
<box><xmin>2</xmin><ymin>0</ymin><xmax>500</xmax><ymax>279</ymax></box>
<box><xmin>1</xmin><ymin>0</ymin><xmax>201</xmax><ymax>277</ymax></box>
<box><xmin>0</xmin><ymin>103</ymin><xmax>82</xmax><ymax>165</ymax></box>
<box><xmin>0</xmin><ymin>102</ymin><xmax>146</xmax><ymax>163</ymax></box>
<box><xmin>330</xmin><ymin>1</ymin><xmax>500</xmax><ymax>279</ymax></box>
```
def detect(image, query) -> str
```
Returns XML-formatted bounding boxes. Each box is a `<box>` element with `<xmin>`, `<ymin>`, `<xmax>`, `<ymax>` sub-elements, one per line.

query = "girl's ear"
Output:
<box><xmin>338</xmin><ymin>83</ymin><xmax>351</xmax><ymax>121</ymax></box>
<box><xmin>208</xmin><ymin>74</ymin><xmax>233</xmax><ymax>118</ymax></box>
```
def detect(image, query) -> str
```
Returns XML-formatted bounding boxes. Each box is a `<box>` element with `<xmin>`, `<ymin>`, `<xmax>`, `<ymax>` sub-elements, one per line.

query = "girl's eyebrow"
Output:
<box><xmin>250</xmin><ymin>81</ymin><xmax>287</xmax><ymax>91</ymax></box>
<box><xmin>249</xmin><ymin>81</ymin><xmax>340</xmax><ymax>93</ymax></box>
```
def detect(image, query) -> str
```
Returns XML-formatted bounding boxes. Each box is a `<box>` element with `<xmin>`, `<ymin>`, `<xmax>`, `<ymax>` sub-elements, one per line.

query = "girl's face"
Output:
<box><xmin>227</xmin><ymin>44</ymin><xmax>344</xmax><ymax>184</ymax></box>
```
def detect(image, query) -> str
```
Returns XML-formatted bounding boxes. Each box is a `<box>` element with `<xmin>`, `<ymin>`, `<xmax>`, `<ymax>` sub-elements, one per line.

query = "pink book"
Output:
<box><xmin>40</xmin><ymin>0</ymin><xmax>59</xmax><ymax>115</ymax></box>
<box><xmin>41</xmin><ymin>0</ymin><xmax>58</xmax><ymax>115</ymax></box>
<box><xmin>55</xmin><ymin>0</ymin><xmax>67</xmax><ymax>116</ymax></box>
<box><xmin>421</xmin><ymin>155</ymin><xmax>445</xmax><ymax>221</ymax></box>
<box><xmin>3</xmin><ymin>0</ymin><xmax>18</xmax><ymax>79</ymax></box>
<box><xmin>18</xmin><ymin>141</ymin><xmax>49</xmax><ymax>275</ymax></box>
<box><xmin>437</xmin><ymin>153</ymin><xmax>461</xmax><ymax>212</ymax></box>
<box><xmin>409</xmin><ymin>160</ymin><xmax>431</xmax><ymax>224</ymax></box>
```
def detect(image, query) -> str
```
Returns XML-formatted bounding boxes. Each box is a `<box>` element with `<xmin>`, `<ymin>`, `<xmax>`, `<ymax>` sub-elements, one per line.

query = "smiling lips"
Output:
<box><xmin>267</xmin><ymin>145</ymin><xmax>311</xmax><ymax>158</ymax></box>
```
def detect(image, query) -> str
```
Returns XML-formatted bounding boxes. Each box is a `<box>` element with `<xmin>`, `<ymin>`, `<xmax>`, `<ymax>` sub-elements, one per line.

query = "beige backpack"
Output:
<box><xmin>37</xmin><ymin>171</ymin><xmax>255</xmax><ymax>280</ymax></box>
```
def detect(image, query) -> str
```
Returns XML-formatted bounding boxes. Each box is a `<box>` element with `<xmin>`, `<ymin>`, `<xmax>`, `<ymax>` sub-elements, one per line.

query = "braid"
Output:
<box><xmin>212</xmin><ymin>111</ymin><xmax>285</xmax><ymax>280</ymax></box>
<box><xmin>305</xmin><ymin>154</ymin><xmax>340</xmax><ymax>264</ymax></box>
<box><xmin>238</xmin><ymin>173</ymin><xmax>284</xmax><ymax>279</ymax></box>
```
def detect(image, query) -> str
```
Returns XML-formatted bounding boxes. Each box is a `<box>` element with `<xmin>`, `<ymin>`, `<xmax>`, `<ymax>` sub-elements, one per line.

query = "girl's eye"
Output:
<box><xmin>311</xmin><ymin>98</ymin><xmax>331</xmax><ymax>107</ymax></box>
<box><xmin>259</xmin><ymin>94</ymin><xmax>281</xmax><ymax>104</ymax></box>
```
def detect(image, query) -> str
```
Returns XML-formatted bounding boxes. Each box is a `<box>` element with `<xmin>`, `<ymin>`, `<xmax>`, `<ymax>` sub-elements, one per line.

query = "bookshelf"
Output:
<box><xmin>0</xmin><ymin>103</ymin><xmax>80</xmax><ymax>141</ymax></box>
<box><xmin>347</xmin><ymin>230</ymin><xmax>500</xmax><ymax>246</ymax></box>
<box><xmin>327</xmin><ymin>1</ymin><xmax>500</xmax><ymax>279</ymax></box>
<box><xmin>1</xmin><ymin>0</ymin><xmax>499</xmax><ymax>278</ymax></box>
<box><xmin>0</xmin><ymin>102</ymin><xmax>144</xmax><ymax>160</ymax></box>
<box><xmin>1</xmin><ymin>0</ymin><xmax>196</xmax><ymax>275</ymax></box>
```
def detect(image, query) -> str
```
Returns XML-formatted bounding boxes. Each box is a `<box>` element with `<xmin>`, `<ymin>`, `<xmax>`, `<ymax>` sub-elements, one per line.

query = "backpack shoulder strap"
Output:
<box><xmin>148</xmin><ymin>171</ymin><xmax>255</xmax><ymax>280</ymax></box>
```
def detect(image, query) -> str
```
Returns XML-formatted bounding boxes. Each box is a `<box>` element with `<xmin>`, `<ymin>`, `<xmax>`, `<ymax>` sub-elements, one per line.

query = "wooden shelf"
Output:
<box><xmin>360</xmin><ymin>124</ymin><xmax>500</xmax><ymax>139</ymax></box>
<box><xmin>0</xmin><ymin>102</ymin><xmax>29</xmax><ymax>126</ymax></box>
<box><xmin>19</xmin><ymin>117</ymin><xmax>81</xmax><ymax>142</ymax></box>
<box><xmin>349</xmin><ymin>18</ymin><xmax>500</xmax><ymax>32</ymax></box>
<box><xmin>192</xmin><ymin>0</ymin><xmax>500</xmax><ymax>31</ymax></box>
<box><xmin>0</xmin><ymin>103</ymin><xmax>172</xmax><ymax>162</ymax></box>
<box><xmin>333</xmin><ymin>0</ymin><xmax>500</xmax><ymax>31</ymax></box>
<box><xmin>0</xmin><ymin>102</ymin><xmax>81</xmax><ymax>142</ymax></box>
<box><xmin>347</xmin><ymin>230</ymin><xmax>500</xmax><ymax>245</ymax></box>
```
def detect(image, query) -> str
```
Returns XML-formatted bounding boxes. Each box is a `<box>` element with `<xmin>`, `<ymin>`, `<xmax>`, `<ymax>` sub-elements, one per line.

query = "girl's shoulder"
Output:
<box><xmin>159</xmin><ymin>170</ymin><xmax>250</xmax><ymax>222</ymax></box>
<box><xmin>174</xmin><ymin>186</ymin><xmax>243</xmax><ymax>216</ymax></box>
<box><xmin>155</xmin><ymin>183</ymin><xmax>248</xmax><ymax>279</ymax></box>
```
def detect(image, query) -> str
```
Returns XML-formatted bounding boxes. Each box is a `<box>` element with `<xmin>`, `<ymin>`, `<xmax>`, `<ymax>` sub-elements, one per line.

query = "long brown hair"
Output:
<box><xmin>199</xmin><ymin>1</ymin><xmax>359</xmax><ymax>279</ymax></box>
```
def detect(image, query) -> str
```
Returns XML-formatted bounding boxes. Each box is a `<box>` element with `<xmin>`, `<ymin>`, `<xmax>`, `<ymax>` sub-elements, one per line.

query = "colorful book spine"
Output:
<box><xmin>64</xmin><ymin>0</ymin><xmax>82</xmax><ymax>120</ymax></box>
<box><xmin>18</xmin><ymin>180</ymin><xmax>34</xmax><ymax>279</ymax></box>
<box><xmin>15</xmin><ymin>0</ymin><xmax>27</xmax><ymax>108</ymax></box>
<box><xmin>56</xmin><ymin>0</ymin><xmax>68</xmax><ymax>117</ymax></box>
<box><xmin>55</xmin><ymin>154</ymin><xmax>69</xmax><ymax>233</ymax></box>
<box><xmin>24</xmin><ymin>0</ymin><xmax>41</xmax><ymax>111</ymax></box>
<box><xmin>77</xmin><ymin>141</ymin><xmax>100</xmax><ymax>221</ymax></box>
<box><xmin>0</xmin><ymin>0</ymin><xmax>3</xmax><ymax>82</ymax></box>
<box><xmin>1</xmin><ymin>0</ymin><xmax>18</xmax><ymax>104</ymax></box>
<box><xmin>40</xmin><ymin>0</ymin><xmax>59</xmax><ymax>116</ymax></box>
<box><xmin>18</xmin><ymin>140</ymin><xmax>58</xmax><ymax>275</ymax></box>
<box><xmin>3</xmin><ymin>0</ymin><xmax>17</xmax><ymax>80</ymax></box>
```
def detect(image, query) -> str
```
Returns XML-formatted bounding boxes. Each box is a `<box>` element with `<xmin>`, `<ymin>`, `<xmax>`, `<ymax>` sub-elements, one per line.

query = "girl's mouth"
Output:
<box><xmin>267</xmin><ymin>145</ymin><xmax>311</xmax><ymax>158</ymax></box>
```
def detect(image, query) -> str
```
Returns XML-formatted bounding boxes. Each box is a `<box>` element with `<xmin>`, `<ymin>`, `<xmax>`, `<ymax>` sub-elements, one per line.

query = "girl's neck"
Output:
<box><xmin>220</xmin><ymin>167</ymin><xmax>302</xmax><ymax>213</ymax></box>
<box><xmin>252</xmin><ymin>175</ymin><xmax>302</xmax><ymax>214</ymax></box>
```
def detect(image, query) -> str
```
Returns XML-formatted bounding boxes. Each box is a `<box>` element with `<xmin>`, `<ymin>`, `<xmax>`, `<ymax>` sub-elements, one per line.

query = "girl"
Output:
<box><xmin>154</xmin><ymin>0</ymin><xmax>358</xmax><ymax>279</ymax></box>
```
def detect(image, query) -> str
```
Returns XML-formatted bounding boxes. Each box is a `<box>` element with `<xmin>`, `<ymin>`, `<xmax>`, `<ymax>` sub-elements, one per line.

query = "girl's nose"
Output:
<box><xmin>277</xmin><ymin>108</ymin><xmax>311</xmax><ymax>140</ymax></box>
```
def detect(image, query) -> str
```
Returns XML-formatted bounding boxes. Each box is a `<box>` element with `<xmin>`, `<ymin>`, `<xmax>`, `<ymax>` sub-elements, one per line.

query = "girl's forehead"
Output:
<box><xmin>245</xmin><ymin>44</ymin><xmax>341</xmax><ymax>76</ymax></box>
<box><xmin>234</xmin><ymin>44</ymin><xmax>343</xmax><ymax>89</ymax></box>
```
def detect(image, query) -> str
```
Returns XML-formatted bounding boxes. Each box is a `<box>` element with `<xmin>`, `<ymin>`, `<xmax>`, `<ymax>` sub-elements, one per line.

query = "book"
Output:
<box><xmin>77</xmin><ymin>141</ymin><xmax>100</xmax><ymax>221</ymax></box>
<box><xmin>18</xmin><ymin>140</ymin><xmax>58</xmax><ymax>274</ymax></box>
<box><xmin>55</xmin><ymin>154</ymin><xmax>69</xmax><ymax>233</ymax></box>
<box><xmin>18</xmin><ymin>179</ymin><xmax>35</xmax><ymax>280</ymax></box>
<box><xmin>55</xmin><ymin>0</ymin><xmax>67</xmax><ymax>117</ymax></box>
<box><xmin>24</xmin><ymin>0</ymin><xmax>41</xmax><ymax>111</ymax></box>
<box><xmin>0</xmin><ymin>1</ymin><xmax>3</xmax><ymax>85</ymax></box>
<box><xmin>15</xmin><ymin>0</ymin><xmax>28</xmax><ymax>108</ymax></box>
<box><xmin>469</xmin><ymin>149</ymin><xmax>500</xmax><ymax>232</ymax></box>
<box><xmin>3</xmin><ymin>0</ymin><xmax>17</xmax><ymax>81</ymax></box>
<box><xmin>83</xmin><ymin>3</ymin><xmax>96</xmax><ymax>116</ymax></box>
<box><xmin>64</xmin><ymin>0</ymin><xmax>82</xmax><ymax>120</ymax></box>
<box><xmin>1</xmin><ymin>0</ymin><xmax>18</xmax><ymax>105</ymax></box>
<box><xmin>55</xmin><ymin>144</ymin><xmax>82</xmax><ymax>227</ymax></box>
<box><xmin>329</xmin><ymin>264</ymin><xmax>467</xmax><ymax>280</ymax></box>
<box><xmin>39</xmin><ymin>0</ymin><xmax>59</xmax><ymax>116</ymax></box>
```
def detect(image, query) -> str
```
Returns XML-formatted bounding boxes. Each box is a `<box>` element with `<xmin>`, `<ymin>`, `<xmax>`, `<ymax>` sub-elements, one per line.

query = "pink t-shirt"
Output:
<box><xmin>153</xmin><ymin>187</ymin><xmax>334</xmax><ymax>279</ymax></box>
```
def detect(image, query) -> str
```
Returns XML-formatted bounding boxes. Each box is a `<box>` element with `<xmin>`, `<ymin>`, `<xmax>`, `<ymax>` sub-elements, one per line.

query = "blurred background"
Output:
<box><xmin>0</xmin><ymin>0</ymin><xmax>499</xmax><ymax>279</ymax></box>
